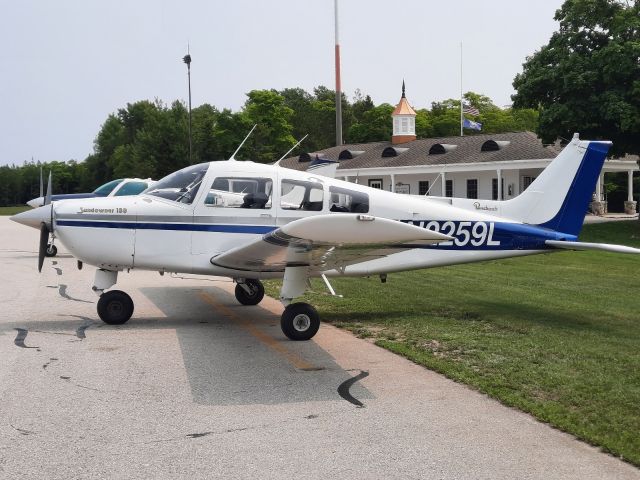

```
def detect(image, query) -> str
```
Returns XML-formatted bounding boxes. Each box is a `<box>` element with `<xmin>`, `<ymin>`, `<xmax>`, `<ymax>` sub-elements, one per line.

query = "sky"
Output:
<box><xmin>0</xmin><ymin>0</ymin><xmax>564</xmax><ymax>166</ymax></box>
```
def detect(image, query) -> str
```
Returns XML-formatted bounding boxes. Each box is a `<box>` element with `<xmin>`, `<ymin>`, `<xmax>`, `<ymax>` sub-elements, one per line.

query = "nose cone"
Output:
<box><xmin>26</xmin><ymin>196</ymin><xmax>44</xmax><ymax>208</ymax></box>
<box><xmin>11</xmin><ymin>205</ymin><xmax>52</xmax><ymax>230</ymax></box>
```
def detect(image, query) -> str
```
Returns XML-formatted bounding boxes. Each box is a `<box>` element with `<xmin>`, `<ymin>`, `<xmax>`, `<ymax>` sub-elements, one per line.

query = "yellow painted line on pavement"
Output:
<box><xmin>198</xmin><ymin>291</ymin><xmax>317</xmax><ymax>371</ymax></box>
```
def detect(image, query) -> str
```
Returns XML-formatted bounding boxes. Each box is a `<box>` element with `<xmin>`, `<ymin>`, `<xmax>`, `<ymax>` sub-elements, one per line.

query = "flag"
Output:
<box><xmin>463</xmin><ymin>118</ymin><xmax>482</xmax><ymax>131</ymax></box>
<box><xmin>463</xmin><ymin>104</ymin><xmax>480</xmax><ymax>116</ymax></box>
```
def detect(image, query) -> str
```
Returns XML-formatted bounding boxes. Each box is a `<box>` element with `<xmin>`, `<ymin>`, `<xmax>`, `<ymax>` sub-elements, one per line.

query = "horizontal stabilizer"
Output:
<box><xmin>545</xmin><ymin>240</ymin><xmax>640</xmax><ymax>255</ymax></box>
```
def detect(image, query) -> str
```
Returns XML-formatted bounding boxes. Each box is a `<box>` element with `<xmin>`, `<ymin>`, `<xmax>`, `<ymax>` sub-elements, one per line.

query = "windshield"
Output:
<box><xmin>143</xmin><ymin>163</ymin><xmax>209</xmax><ymax>204</ymax></box>
<box><xmin>93</xmin><ymin>179</ymin><xmax>123</xmax><ymax>196</ymax></box>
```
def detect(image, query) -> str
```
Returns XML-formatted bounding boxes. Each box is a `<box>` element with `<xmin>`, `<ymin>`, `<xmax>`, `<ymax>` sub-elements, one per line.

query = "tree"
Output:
<box><xmin>348</xmin><ymin>104</ymin><xmax>394</xmax><ymax>143</ymax></box>
<box><xmin>512</xmin><ymin>0</ymin><xmax>640</xmax><ymax>156</ymax></box>
<box><xmin>242</xmin><ymin>90</ymin><xmax>296</xmax><ymax>163</ymax></box>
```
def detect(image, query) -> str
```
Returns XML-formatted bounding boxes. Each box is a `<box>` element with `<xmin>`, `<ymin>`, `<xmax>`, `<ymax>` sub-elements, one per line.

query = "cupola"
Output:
<box><xmin>391</xmin><ymin>80</ymin><xmax>417</xmax><ymax>145</ymax></box>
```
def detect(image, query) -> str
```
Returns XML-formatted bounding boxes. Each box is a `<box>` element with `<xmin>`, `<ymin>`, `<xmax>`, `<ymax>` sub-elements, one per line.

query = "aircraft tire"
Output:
<box><xmin>235</xmin><ymin>279</ymin><xmax>264</xmax><ymax>305</ymax></box>
<box><xmin>45</xmin><ymin>244</ymin><xmax>57</xmax><ymax>257</ymax></box>
<box><xmin>281</xmin><ymin>302</ymin><xmax>320</xmax><ymax>341</ymax></box>
<box><xmin>97</xmin><ymin>290</ymin><xmax>134</xmax><ymax>325</ymax></box>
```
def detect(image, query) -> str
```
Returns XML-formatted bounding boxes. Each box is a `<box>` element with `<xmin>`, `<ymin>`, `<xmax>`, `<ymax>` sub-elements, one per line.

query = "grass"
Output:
<box><xmin>0</xmin><ymin>206</ymin><xmax>29</xmax><ymax>215</ymax></box>
<box><xmin>265</xmin><ymin>221</ymin><xmax>640</xmax><ymax>465</ymax></box>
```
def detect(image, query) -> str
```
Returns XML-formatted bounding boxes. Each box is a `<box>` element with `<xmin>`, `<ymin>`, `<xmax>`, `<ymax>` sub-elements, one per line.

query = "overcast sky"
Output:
<box><xmin>0</xmin><ymin>0</ymin><xmax>564</xmax><ymax>166</ymax></box>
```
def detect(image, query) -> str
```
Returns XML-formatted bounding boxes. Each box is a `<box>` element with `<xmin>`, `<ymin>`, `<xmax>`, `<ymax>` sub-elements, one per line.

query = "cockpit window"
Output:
<box><xmin>204</xmin><ymin>176</ymin><xmax>273</xmax><ymax>209</ymax></box>
<box><xmin>143</xmin><ymin>163</ymin><xmax>209</xmax><ymax>204</ymax></box>
<box><xmin>114</xmin><ymin>181</ymin><xmax>149</xmax><ymax>196</ymax></box>
<box><xmin>329</xmin><ymin>186</ymin><xmax>369</xmax><ymax>213</ymax></box>
<box><xmin>93</xmin><ymin>179</ymin><xmax>123</xmax><ymax>196</ymax></box>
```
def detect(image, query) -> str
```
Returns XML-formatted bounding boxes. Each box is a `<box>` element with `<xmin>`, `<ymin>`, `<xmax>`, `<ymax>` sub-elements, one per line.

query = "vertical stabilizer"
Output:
<box><xmin>501</xmin><ymin>134</ymin><xmax>611</xmax><ymax>236</ymax></box>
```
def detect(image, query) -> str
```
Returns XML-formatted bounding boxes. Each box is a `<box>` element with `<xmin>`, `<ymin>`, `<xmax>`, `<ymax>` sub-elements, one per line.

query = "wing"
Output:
<box><xmin>210</xmin><ymin>214</ymin><xmax>453</xmax><ymax>273</ymax></box>
<box><xmin>545</xmin><ymin>240</ymin><xmax>640</xmax><ymax>254</ymax></box>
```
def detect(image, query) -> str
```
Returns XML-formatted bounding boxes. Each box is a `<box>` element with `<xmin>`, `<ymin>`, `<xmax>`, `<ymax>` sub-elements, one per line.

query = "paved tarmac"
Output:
<box><xmin>0</xmin><ymin>216</ymin><xmax>638</xmax><ymax>479</ymax></box>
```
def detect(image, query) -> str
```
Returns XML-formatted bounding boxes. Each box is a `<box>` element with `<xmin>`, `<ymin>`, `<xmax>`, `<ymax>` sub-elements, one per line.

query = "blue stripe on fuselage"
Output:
<box><xmin>56</xmin><ymin>220</ymin><xmax>276</xmax><ymax>234</ymax></box>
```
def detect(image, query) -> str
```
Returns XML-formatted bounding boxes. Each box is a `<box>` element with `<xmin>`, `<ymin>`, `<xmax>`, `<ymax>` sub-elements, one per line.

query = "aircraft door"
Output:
<box><xmin>191</xmin><ymin>171</ymin><xmax>277</xmax><ymax>261</ymax></box>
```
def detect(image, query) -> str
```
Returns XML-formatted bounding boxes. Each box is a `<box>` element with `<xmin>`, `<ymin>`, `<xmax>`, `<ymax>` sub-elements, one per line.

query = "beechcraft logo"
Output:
<box><xmin>473</xmin><ymin>202</ymin><xmax>498</xmax><ymax>211</ymax></box>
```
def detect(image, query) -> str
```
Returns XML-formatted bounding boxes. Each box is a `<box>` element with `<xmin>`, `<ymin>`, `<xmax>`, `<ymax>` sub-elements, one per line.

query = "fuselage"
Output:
<box><xmin>49</xmin><ymin>160</ymin><xmax>573</xmax><ymax>279</ymax></box>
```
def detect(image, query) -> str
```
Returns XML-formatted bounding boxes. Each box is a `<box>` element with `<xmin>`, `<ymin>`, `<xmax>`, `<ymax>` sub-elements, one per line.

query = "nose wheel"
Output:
<box><xmin>97</xmin><ymin>290</ymin><xmax>134</xmax><ymax>325</ymax></box>
<box><xmin>280</xmin><ymin>302</ymin><xmax>320</xmax><ymax>341</ymax></box>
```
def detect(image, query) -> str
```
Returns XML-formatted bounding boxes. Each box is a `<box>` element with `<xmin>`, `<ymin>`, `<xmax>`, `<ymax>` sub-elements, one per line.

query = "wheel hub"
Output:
<box><xmin>107</xmin><ymin>301</ymin><xmax>123</xmax><ymax>318</ymax></box>
<box><xmin>293</xmin><ymin>314</ymin><xmax>311</xmax><ymax>332</ymax></box>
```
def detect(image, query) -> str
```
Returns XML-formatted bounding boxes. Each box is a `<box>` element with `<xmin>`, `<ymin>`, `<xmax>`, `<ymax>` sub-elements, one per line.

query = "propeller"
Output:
<box><xmin>38</xmin><ymin>223</ymin><xmax>49</xmax><ymax>272</ymax></box>
<box><xmin>38</xmin><ymin>171</ymin><xmax>54</xmax><ymax>272</ymax></box>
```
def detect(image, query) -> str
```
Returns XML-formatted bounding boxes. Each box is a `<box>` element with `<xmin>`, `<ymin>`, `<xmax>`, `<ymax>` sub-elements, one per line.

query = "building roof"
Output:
<box><xmin>281</xmin><ymin>131</ymin><xmax>565</xmax><ymax>172</ymax></box>
<box><xmin>392</xmin><ymin>96</ymin><xmax>417</xmax><ymax>116</ymax></box>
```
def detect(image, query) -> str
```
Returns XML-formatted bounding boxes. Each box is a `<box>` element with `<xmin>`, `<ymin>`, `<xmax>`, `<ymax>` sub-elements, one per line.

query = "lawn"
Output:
<box><xmin>0</xmin><ymin>206</ymin><xmax>30</xmax><ymax>215</ymax></box>
<box><xmin>265</xmin><ymin>221</ymin><xmax>640</xmax><ymax>465</ymax></box>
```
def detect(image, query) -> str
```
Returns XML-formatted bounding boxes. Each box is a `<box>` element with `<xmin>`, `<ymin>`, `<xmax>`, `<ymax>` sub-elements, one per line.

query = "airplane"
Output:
<box><xmin>27</xmin><ymin>177</ymin><xmax>155</xmax><ymax>208</ymax></box>
<box><xmin>27</xmin><ymin>174</ymin><xmax>155</xmax><ymax>257</ymax></box>
<box><xmin>11</xmin><ymin>133</ymin><xmax>640</xmax><ymax>341</ymax></box>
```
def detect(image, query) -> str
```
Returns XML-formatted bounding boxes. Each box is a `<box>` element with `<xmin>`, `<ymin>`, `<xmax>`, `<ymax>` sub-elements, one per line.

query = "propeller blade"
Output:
<box><xmin>38</xmin><ymin>223</ymin><xmax>49</xmax><ymax>272</ymax></box>
<box><xmin>44</xmin><ymin>171</ymin><xmax>52</xmax><ymax>206</ymax></box>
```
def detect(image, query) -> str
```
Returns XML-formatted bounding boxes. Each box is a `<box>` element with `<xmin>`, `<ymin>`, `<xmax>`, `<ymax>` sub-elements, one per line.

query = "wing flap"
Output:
<box><xmin>211</xmin><ymin>214</ymin><xmax>452</xmax><ymax>273</ymax></box>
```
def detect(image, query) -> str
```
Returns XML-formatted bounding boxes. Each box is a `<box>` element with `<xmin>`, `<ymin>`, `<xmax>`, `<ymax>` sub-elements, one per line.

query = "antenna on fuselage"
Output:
<box><xmin>228</xmin><ymin>124</ymin><xmax>257</xmax><ymax>161</ymax></box>
<box><xmin>274</xmin><ymin>134</ymin><xmax>308</xmax><ymax>166</ymax></box>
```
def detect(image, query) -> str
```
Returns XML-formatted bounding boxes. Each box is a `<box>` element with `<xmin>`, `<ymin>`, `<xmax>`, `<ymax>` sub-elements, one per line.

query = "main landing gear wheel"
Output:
<box><xmin>45</xmin><ymin>244</ymin><xmax>57</xmax><ymax>257</ymax></box>
<box><xmin>281</xmin><ymin>302</ymin><xmax>320</xmax><ymax>341</ymax></box>
<box><xmin>97</xmin><ymin>290</ymin><xmax>134</xmax><ymax>325</ymax></box>
<box><xmin>235</xmin><ymin>279</ymin><xmax>265</xmax><ymax>306</ymax></box>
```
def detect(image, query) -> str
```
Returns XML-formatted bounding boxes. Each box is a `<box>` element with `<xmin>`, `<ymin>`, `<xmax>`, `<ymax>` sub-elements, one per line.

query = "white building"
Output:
<box><xmin>282</xmin><ymin>87</ymin><xmax>638</xmax><ymax>214</ymax></box>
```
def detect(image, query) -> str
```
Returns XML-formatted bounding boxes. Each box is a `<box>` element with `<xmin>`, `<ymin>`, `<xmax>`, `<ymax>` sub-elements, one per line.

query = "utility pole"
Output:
<box><xmin>183</xmin><ymin>48</ymin><xmax>193</xmax><ymax>163</ymax></box>
<box><xmin>334</xmin><ymin>0</ymin><xmax>343</xmax><ymax>146</ymax></box>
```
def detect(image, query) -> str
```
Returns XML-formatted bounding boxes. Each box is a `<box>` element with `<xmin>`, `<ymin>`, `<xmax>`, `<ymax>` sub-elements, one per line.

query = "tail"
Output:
<box><xmin>502</xmin><ymin>134</ymin><xmax>611</xmax><ymax>236</ymax></box>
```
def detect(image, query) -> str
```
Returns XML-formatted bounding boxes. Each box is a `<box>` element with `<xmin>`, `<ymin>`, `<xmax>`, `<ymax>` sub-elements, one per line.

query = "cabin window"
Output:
<box><xmin>280</xmin><ymin>179</ymin><xmax>324</xmax><ymax>211</ymax></box>
<box><xmin>329</xmin><ymin>186</ymin><xmax>369</xmax><ymax>213</ymax></box>
<box><xmin>204</xmin><ymin>176</ymin><xmax>273</xmax><ymax>209</ymax></box>
<box><xmin>114</xmin><ymin>181</ymin><xmax>149</xmax><ymax>196</ymax></box>
<box><xmin>418</xmin><ymin>181</ymin><xmax>430</xmax><ymax>196</ymax></box>
<box><xmin>466</xmin><ymin>179</ymin><xmax>478</xmax><ymax>199</ymax></box>
<box><xmin>144</xmin><ymin>163</ymin><xmax>209</xmax><ymax>204</ymax></box>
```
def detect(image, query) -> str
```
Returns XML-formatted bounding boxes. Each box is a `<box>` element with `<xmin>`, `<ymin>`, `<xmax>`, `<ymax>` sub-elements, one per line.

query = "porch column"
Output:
<box><xmin>625</xmin><ymin>170</ymin><xmax>637</xmax><ymax>214</ymax></box>
<box><xmin>390</xmin><ymin>173</ymin><xmax>396</xmax><ymax>193</ymax></box>
<box><xmin>595</xmin><ymin>174</ymin><xmax>602</xmax><ymax>202</ymax></box>
<box><xmin>497</xmin><ymin>169</ymin><xmax>502</xmax><ymax>200</ymax></box>
<box><xmin>441</xmin><ymin>172</ymin><xmax>446</xmax><ymax>196</ymax></box>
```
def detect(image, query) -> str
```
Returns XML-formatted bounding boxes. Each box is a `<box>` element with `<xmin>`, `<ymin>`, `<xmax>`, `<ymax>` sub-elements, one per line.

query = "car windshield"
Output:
<box><xmin>93</xmin><ymin>179</ymin><xmax>123</xmax><ymax>196</ymax></box>
<box><xmin>143</xmin><ymin>163</ymin><xmax>209</xmax><ymax>204</ymax></box>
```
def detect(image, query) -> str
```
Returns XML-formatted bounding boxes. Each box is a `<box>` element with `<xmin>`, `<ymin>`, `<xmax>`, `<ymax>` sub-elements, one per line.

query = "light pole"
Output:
<box><xmin>183</xmin><ymin>51</ymin><xmax>192</xmax><ymax>163</ymax></box>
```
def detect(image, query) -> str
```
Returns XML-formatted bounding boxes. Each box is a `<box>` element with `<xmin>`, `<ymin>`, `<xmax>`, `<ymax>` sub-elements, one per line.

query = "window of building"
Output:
<box><xmin>466</xmin><ymin>179</ymin><xmax>478</xmax><ymax>199</ymax></box>
<box><xmin>280</xmin><ymin>179</ymin><xmax>324</xmax><ymax>211</ymax></box>
<box><xmin>204</xmin><ymin>176</ymin><xmax>273</xmax><ymax>209</ymax></box>
<box><xmin>492</xmin><ymin>178</ymin><xmax>504</xmax><ymax>200</ymax></box>
<box><xmin>368</xmin><ymin>179</ymin><xmax>383</xmax><ymax>190</ymax></box>
<box><xmin>419</xmin><ymin>181</ymin><xmax>430</xmax><ymax>196</ymax></box>
<box><xmin>445</xmin><ymin>179</ymin><xmax>453</xmax><ymax>198</ymax></box>
<box><xmin>522</xmin><ymin>175</ymin><xmax>536</xmax><ymax>191</ymax></box>
<box><xmin>329</xmin><ymin>186</ymin><xmax>369</xmax><ymax>213</ymax></box>
<box><xmin>401</xmin><ymin>117</ymin><xmax>409</xmax><ymax>133</ymax></box>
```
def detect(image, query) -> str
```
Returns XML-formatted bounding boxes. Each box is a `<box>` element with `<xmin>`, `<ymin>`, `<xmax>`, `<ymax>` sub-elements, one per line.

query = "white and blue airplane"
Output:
<box><xmin>11</xmin><ymin>133</ymin><xmax>640</xmax><ymax>341</ymax></box>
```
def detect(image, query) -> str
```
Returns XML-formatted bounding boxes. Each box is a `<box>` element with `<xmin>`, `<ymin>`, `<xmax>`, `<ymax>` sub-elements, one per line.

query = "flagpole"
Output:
<box><xmin>334</xmin><ymin>0</ymin><xmax>343</xmax><ymax>146</ymax></box>
<box><xmin>460</xmin><ymin>41</ymin><xmax>463</xmax><ymax>137</ymax></box>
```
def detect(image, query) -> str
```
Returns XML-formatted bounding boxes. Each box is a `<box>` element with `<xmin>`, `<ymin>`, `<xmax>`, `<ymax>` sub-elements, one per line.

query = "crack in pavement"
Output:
<box><xmin>13</xmin><ymin>328</ymin><xmax>38</xmax><ymax>349</ymax></box>
<box><xmin>337</xmin><ymin>370</ymin><xmax>369</xmax><ymax>408</ymax></box>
